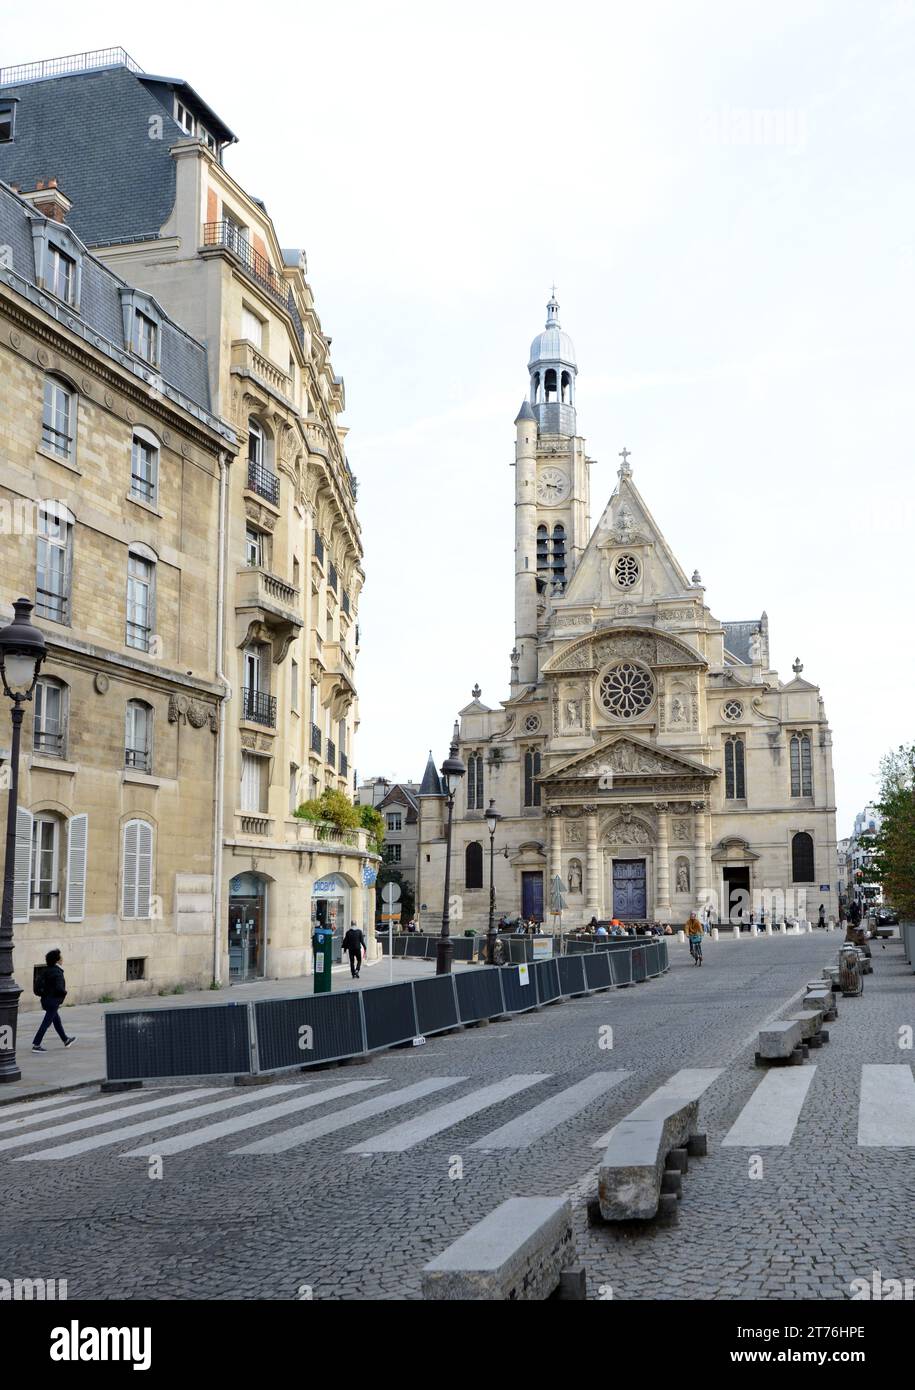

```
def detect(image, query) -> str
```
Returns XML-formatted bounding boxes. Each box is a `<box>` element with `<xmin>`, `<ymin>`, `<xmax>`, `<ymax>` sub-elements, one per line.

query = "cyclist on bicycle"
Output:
<box><xmin>685</xmin><ymin>912</ymin><xmax>704</xmax><ymax>965</ymax></box>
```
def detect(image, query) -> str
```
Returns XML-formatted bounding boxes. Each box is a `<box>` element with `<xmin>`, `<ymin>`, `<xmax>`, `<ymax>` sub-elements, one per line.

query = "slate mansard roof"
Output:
<box><xmin>0</xmin><ymin>178</ymin><xmax>231</xmax><ymax>436</ymax></box>
<box><xmin>0</xmin><ymin>62</ymin><xmax>235</xmax><ymax>248</ymax></box>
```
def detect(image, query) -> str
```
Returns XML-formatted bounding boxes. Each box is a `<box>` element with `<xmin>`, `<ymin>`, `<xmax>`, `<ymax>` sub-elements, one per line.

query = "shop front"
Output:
<box><xmin>228</xmin><ymin>872</ymin><xmax>267</xmax><ymax>980</ymax></box>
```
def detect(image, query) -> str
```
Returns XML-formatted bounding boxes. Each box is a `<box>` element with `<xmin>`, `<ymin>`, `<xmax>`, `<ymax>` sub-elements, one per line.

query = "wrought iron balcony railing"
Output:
<box><xmin>246</xmin><ymin>458</ymin><xmax>279</xmax><ymax>506</ymax></box>
<box><xmin>310</xmin><ymin>723</ymin><xmax>322</xmax><ymax>756</ymax></box>
<box><xmin>241</xmin><ymin>687</ymin><xmax>277</xmax><ymax>728</ymax></box>
<box><xmin>201</xmin><ymin>221</ymin><xmax>289</xmax><ymax>310</ymax></box>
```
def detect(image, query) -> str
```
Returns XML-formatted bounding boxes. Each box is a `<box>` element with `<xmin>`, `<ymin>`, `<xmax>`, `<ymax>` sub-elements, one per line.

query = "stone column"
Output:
<box><xmin>546</xmin><ymin>807</ymin><xmax>563</xmax><ymax>891</ymax></box>
<box><xmin>654</xmin><ymin>801</ymin><xmax>671</xmax><ymax>920</ymax></box>
<box><xmin>693</xmin><ymin>799</ymin><xmax>710</xmax><ymax>911</ymax></box>
<box><xmin>584</xmin><ymin>803</ymin><xmax>600</xmax><ymax>918</ymax></box>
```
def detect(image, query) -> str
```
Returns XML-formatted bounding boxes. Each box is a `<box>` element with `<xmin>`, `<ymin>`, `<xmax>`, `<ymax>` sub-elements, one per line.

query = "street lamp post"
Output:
<box><xmin>436</xmin><ymin>721</ymin><xmax>465</xmax><ymax>976</ymax></box>
<box><xmin>485</xmin><ymin>799</ymin><xmax>502</xmax><ymax>965</ymax></box>
<box><xmin>0</xmin><ymin>598</ymin><xmax>47</xmax><ymax>1083</ymax></box>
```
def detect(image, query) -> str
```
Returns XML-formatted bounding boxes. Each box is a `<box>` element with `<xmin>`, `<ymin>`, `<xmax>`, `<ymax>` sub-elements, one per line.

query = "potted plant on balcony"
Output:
<box><xmin>294</xmin><ymin>788</ymin><xmax>360</xmax><ymax>841</ymax></box>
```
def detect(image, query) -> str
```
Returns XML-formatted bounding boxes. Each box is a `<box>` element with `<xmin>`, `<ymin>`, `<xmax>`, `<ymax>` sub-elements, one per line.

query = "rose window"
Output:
<box><xmin>523</xmin><ymin>714</ymin><xmax>541</xmax><ymax>733</ymax></box>
<box><xmin>723</xmin><ymin>699</ymin><xmax>743</xmax><ymax>722</ymax></box>
<box><xmin>598</xmin><ymin>662</ymin><xmax>654</xmax><ymax>719</ymax></box>
<box><xmin>614</xmin><ymin>554</ymin><xmax>640</xmax><ymax>589</ymax></box>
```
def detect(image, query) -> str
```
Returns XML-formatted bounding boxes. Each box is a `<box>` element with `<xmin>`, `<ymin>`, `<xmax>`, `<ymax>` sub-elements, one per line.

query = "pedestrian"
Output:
<box><xmin>31</xmin><ymin>949</ymin><xmax>77</xmax><ymax>1053</ymax></box>
<box><xmin>595</xmin><ymin>923</ymin><xmax>609</xmax><ymax>938</ymax></box>
<box><xmin>759</xmin><ymin>906</ymin><xmax>766</xmax><ymax>930</ymax></box>
<box><xmin>341</xmin><ymin>921</ymin><xmax>366</xmax><ymax>979</ymax></box>
<box><xmin>685</xmin><ymin>912</ymin><xmax>703</xmax><ymax>964</ymax></box>
<box><xmin>818</xmin><ymin>904</ymin><xmax>826</xmax><ymax>929</ymax></box>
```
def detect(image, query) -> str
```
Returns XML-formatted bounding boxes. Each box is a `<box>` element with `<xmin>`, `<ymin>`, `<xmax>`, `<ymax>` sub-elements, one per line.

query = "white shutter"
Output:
<box><xmin>64</xmin><ymin>813</ymin><xmax>88</xmax><ymax>922</ymax></box>
<box><xmin>12</xmin><ymin>808</ymin><xmax>33</xmax><ymax>924</ymax></box>
<box><xmin>136</xmin><ymin>822</ymin><xmax>153</xmax><ymax>919</ymax></box>
<box><xmin>122</xmin><ymin>820</ymin><xmax>139</xmax><ymax>918</ymax></box>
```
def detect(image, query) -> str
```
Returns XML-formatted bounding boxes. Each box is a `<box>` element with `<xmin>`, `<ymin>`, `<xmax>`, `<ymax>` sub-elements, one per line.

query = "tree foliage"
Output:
<box><xmin>375</xmin><ymin>866</ymin><xmax>415</xmax><ymax>924</ymax></box>
<box><xmin>294</xmin><ymin>788</ymin><xmax>359</xmax><ymax>832</ymax></box>
<box><xmin>872</xmin><ymin>743</ymin><xmax>915</xmax><ymax>918</ymax></box>
<box><xmin>358</xmin><ymin>804</ymin><xmax>385</xmax><ymax>855</ymax></box>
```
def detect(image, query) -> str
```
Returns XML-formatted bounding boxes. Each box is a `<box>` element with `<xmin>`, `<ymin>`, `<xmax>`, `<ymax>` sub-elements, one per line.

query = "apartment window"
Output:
<box><xmin>309</xmin><ymin>680</ymin><xmax>318</xmax><ymax>724</ymax></box>
<box><xmin>0</xmin><ymin>101</ymin><xmax>16</xmax><ymax>143</ymax></box>
<box><xmin>724</xmin><ymin>735</ymin><xmax>746</xmax><ymax>800</ymax></box>
<box><xmin>126</xmin><ymin>550</ymin><xmax>155</xmax><ymax>651</ymax></box>
<box><xmin>30</xmin><ymin>815</ymin><xmax>60</xmax><ymax>913</ymax></box>
<box><xmin>387</xmin><ymin>812</ymin><xmax>402</xmax><ymax>832</ymax></box>
<box><xmin>240</xmin><ymin>752</ymin><xmax>269</xmax><ymax>813</ymax></box>
<box><xmin>465</xmin><ymin>841</ymin><xmax>484</xmax><ymax>890</ymax></box>
<box><xmin>200</xmin><ymin>127</ymin><xmax>217</xmax><ymax>154</ymax></box>
<box><xmin>384</xmin><ymin>844</ymin><xmax>402</xmax><ymax>864</ymax></box>
<box><xmin>125</xmin><ymin>700</ymin><xmax>153</xmax><ymax>773</ymax></box>
<box><xmin>135</xmin><ymin>310</ymin><xmax>158</xmax><ymax>364</ymax></box>
<box><xmin>36</xmin><ymin>505</ymin><xmax>73</xmax><ymax>624</ymax></box>
<box><xmin>245</xmin><ymin>527</ymin><xmax>264</xmax><ymax>567</ymax></box>
<box><xmin>130</xmin><ymin>429</ymin><xmax>159</xmax><ymax>505</ymax></box>
<box><xmin>790</xmin><ymin>733</ymin><xmax>813</xmax><ymax>797</ymax></box>
<box><xmin>126</xmin><ymin>958</ymin><xmax>146</xmax><ymax>982</ymax></box>
<box><xmin>33</xmin><ymin>677</ymin><xmax>67</xmax><ymax>756</ymax></box>
<box><xmin>523</xmin><ymin>747</ymin><xmax>542</xmax><ymax>808</ymax></box>
<box><xmin>289</xmin><ymin>764</ymin><xmax>300</xmax><ymax>815</ymax></box>
<box><xmin>47</xmin><ymin>243</ymin><xmax>76</xmax><ymax>304</ymax></box>
<box><xmin>290</xmin><ymin>658</ymin><xmax>299</xmax><ymax>711</ymax></box>
<box><xmin>248</xmin><ymin>418</ymin><xmax>264</xmax><ymax>467</ymax></box>
<box><xmin>122</xmin><ymin>819</ymin><xmax>154</xmax><ymax>919</ymax></box>
<box><xmin>241</xmin><ymin>306</ymin><xmax>264</xmax><ymax>349</ymax></box>
<box><xmin>466</xmin><ymin>751</ymin><xmax>484</xmax><ymax>811</ymax></box>
<box><xmin>41</xmin><ymin>375</ymin><xmax>75</xmax><ymax>460</ymax></box>
<box><xmin>174</xmin><ymin>100</ymin><xmax>196</xmax><ymax>134</ymax></box>
<box><xmin>792</xmin><ymin>831</ymin><xmax>815</xmax><ymax>884</ymax></box>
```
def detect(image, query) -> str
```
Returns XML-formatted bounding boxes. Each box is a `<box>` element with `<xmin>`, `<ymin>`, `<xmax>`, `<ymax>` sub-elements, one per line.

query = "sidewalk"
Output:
<box><xmin>1</xmin><ymin>955</ymin><xmax>473</xmax><ymax>1105</ymax></box>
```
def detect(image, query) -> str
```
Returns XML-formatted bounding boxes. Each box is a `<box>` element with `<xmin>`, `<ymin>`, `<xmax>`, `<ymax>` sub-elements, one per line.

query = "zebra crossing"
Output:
<box><xmin>1</xmin><ymin>1063</ymin><xmax>914</xmax><ymax>1167</ymax></box>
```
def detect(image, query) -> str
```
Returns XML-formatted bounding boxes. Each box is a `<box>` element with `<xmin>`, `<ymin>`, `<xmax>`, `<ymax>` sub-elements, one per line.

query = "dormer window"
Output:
<box><xmin>30</xmin><ymin>221</ymin><xmax>83</xmax><ymax>312</ymax></box>
<box><xmin>48</xmin><ymin>244</ymin><xmax>76</xmax><ymax>304</ymax></box>
<box><xmin>120</xmin><ymin>289</ymin><xmax>163</xmax><ymax>369</ymax></box>
<box><xmin>0</xmin><ymin>100</ymin><xmax>16</xmax><ymax>143</ymax></box>
<box><xmin>135</xmin><ymin>311</ymin><xmax>158</xmax><ymax>364</ymax></box>
<box><xmin>175</xmin><ymin>99</ymin><xmax>195</xmax><ymax>135</ymax></box>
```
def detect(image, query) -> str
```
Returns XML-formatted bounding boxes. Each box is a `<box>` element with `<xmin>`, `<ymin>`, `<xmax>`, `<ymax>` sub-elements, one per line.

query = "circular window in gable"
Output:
<box><xmin>723</xmin><ymin>699</ymin><xmax>743</xmax><ymax>722</ymax></box>
<box><xmin>523</xmin><ymin>714</ymin><xmax>541</xmax><ymax>733</ymax></box>
<box><xmin>614</xmin><ymin>554</ymin><xmax>640</xmax><ymax>589</ymax></box>
<box><xmin>598</xmin><ymin>661</ymin><xmax>655</xmax><ymax>720</ymax></box>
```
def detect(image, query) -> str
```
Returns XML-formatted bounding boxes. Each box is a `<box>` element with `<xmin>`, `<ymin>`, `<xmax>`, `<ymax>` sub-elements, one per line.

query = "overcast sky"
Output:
<box><xmin>7</xmin><ymin>0</ymin><xmax>913</xmax><ymax>834</ymax></box>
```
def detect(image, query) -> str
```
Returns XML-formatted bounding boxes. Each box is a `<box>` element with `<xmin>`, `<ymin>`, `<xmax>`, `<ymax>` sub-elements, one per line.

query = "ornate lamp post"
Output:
<box><xmin>0</xmin><ymin>598</ymin><xmax>47</xmax><ymax>1083</ymax></box>
<box><xmin>485</xmin><ymin>799</ymin><xmax>502</xmax><ymax>965</ymax></box>
<box><xmin>436</xmin><ymin>721</ymin><xmax>465</xmax><ymax>976</ymax></box>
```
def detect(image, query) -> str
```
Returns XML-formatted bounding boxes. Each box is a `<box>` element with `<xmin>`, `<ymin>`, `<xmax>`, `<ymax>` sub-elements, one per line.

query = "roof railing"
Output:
<box><xmin>1</xmin><ymin>47</ymin><xmax>143</xmax><ymax>86</ymax></box>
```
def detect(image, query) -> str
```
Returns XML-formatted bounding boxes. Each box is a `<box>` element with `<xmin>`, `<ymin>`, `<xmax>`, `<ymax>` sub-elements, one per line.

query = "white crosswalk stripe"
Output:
<box><xmin>118</xmin><ymin>1079</ymin><xmax>387</xmax><ymax>1158</ymax></box>
<box><xmin>0</xmin><ymin>1088</ymin><xmax>179</xmax><ymax>1135</ymax></box>
<box><xmin>592</xmin><ymin>1068</ymin><xmax>722</xmax><ymax>1148</ymax></box>
<box><xmin>0</xmin><ymin>1087</ymin><xmax>222</xmax><ymax>1154</ymax></box>
<box><xmin>471</xmin><ymin>1071</ymin><xmax>630</xmax><ymax>1151</ymax></box>
<box><xmin>233</xmin><ymin>1078</ymin><xmax>466</xmax><ymax>1155</ymax></box>
<box><xmin>345</xmin><ymin>1074</ymin><xmax>552</xmax><ymax>1154</ymax></box>
<box><xmin>722</xmin><ymin>1068</ymin><xmax>816</xmax><ymax>1146</ymax></box>
<box><xmin>0</xmin><ymin>1091</ymin><xmax>107</xmax><ymax>1120</ymax></box>
<box><xmin>858</xmin><ymin>1064</ymin><xmax>915</xmax><ymax>1146</ymax></box>
<box><xmin>13</xmin><ymin>1086</ymin><xmax>306</xmax><ymax>1162</ymax></box>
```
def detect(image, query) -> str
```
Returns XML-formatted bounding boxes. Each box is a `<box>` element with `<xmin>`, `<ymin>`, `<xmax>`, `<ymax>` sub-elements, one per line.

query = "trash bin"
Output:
<box><xmin>312</xmin><ymin>927</ymin><xmax>334</xmax><ymax>994</ymax></box>
<box><xmin>838</xmin><ymin>944</ymin><xmax>863</xmax><ymax>997</ymax></box>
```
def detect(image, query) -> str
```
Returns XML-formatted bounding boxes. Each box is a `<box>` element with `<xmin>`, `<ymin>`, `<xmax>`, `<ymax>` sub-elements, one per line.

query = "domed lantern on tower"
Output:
<box><xmin>528</xmin><ymin>289</ymin><xmax>578</xmax><ymax>436</ymax></box>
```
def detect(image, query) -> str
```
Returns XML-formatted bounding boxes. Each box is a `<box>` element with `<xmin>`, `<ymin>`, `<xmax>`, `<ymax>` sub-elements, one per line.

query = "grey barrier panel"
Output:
<box><xmin>564</xmin><ymin>939</ymin><xmax>590</xmax><ymax>955</ymax></box>
<box><xmin>455</xmin><ymin>968</ymin><xmax>506</xmax><ymax>1024</ymax></box>
<box><xmin>499</xmin><ymin>963</ymin><xmax>539</xmax><ymax>1013</ymax></box>
<box><xmin>105</xmin><ymin>1004</ymin><xmax>251</xmax><ymax>1081</ymax></box>
<box><xmin>630</xmin><ymin>945</ymin><xmax>648</xmax><ymax>983</ymax></box>
<box><xmin>611</xmin><ymin>949</ymin><xmax>633</xmax><ymax>986</ymax></box>
<box><xmin>362</xmin><ymin>982</ymin><xmax>419</xmax><ymax>1051</ymax></box>
<box><xmin>405</xmin><ymin>936</ymin><xmax>427</xmax><ymax>958</ymax></box>
<box><xmin>412</xmin><ymin>975</ymin><xmax>461</xmax><ymax>1035</ymax></box>
<box><xmin>450</xmin><ymin>938</ymin><xmax>477</xmax><ymax>963</ymax></box>
<box><xmin>659</xmin><ymin>939</ymin><xmax>669</xmax><ymax>972</ymax></box>
<box><xmin>533</xmin><ymin>958</ymin><xmax>561</xmax><ymax>1004</ymax></box>
<box><xmin>255</xmin><ymin>993</ymin><xmax>365</xmax><ymax>1071</ymax></box>
<box><xmin>558</xmin><ymin>954</ymin><xmax>587</xmax><ymax>996</ymax></box>
<box><xmin>583</xmin><ymin>952</ymin><xmax>612</xmax><ymax>991</ymax></box>
<box><xmin>395</xmin><ymin>935</ymin><xmax>409</xmax><ymax>958</ymax></box>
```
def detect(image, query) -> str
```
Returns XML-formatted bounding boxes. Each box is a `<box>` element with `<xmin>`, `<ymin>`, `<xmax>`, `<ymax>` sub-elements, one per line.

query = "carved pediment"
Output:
<box><xmin>542</xmin><ymin>734</ymin><xmax>718</xmax><ymax>784</ymax></box>
<box><xmin>543</xmin><ymin>626</ymin><xmax>706</xmax><ymax>677</ymax></box>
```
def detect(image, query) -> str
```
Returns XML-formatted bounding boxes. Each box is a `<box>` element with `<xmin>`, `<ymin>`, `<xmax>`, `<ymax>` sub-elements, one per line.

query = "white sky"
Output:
<box><xmin>6</xmin><ymin>0</ymin><xmax>913</xmax><ymax>834</ymax></box>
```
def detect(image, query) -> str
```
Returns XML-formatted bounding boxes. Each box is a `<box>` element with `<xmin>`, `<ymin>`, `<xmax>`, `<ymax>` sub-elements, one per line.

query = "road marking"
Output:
<box><xmin>721</xmin><ymin>1068</ymin><xmax>816</xmax><ymax>1146</ymax></box>
<box><xmin>118</xmin><ymin>1079</ymin><xmax>387</xmax><ymax>1157</ymax></box>
<box><xmin>233</xmin><ymin>1077</ymin><xmax>466</xmax><ymax>1155</ymax></box>
<box><xmin>0</xmin><ymin>1087</ymin><xmax>223</xmax><ymax>1154</ymax></box>
<box><xmin>12</xmin><ymin>1086</ymin><xmax>305</xmax><ymax>1161</ymax></box>
<box><xmin>471</xmin><ymin>1071</ymin><xmax>631</xmax><ymax>1150</ymax></box>
<box><xmin>592</xmin><ymin>1068</ymin><xmax>722</xmax><ymax>1148</ymax></box>
<box><xmin>345</xmin><ymin>1074</ymin><xmax>551</xmax><ymax>1153</ymax></box>
<box><xmin>858</xmin><ymin>1065</ymin><xmax>915</xmax><ymax>1146</ymax></box>
<box><xmin>0</xmin><ymin>1088</ymin><xmax>176</xmax><ymax>1134</ymax></box>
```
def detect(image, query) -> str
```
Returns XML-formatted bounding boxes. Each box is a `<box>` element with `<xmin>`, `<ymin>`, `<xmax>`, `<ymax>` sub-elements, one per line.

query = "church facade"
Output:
<box><xmin>417</xmin><ymin>295</ymin><xmax>838</xmax><ymax>929</ymax></box>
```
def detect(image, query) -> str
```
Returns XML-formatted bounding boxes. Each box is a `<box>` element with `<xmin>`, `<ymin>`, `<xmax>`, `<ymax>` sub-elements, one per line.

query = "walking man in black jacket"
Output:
<box><xmin>32</xmin><ymin>949</ymin><xmax>77</xmax><ymax>1052</ymax></box>
<box><xmin>341</xmin><ymin>923</ymin><xmax>366</xmax><ymax>979</ymax></box>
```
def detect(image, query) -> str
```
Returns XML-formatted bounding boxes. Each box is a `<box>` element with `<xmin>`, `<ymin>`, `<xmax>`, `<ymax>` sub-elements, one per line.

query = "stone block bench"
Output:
<box><xmin>595</xmin><ymin>1095</ymin><xmax>706</xmax><ymax>1225</ymax></box>
<box><xmin>421</xmin><ymin>1196</ymin><xmax>582</xmax><ymax>1300</ymax></box>
<box><xmin>756</xmin><ymin>1019</ymin><xmax>806</xmax><ymax>1065</ymax></box>
<box><xmin>789</xmin><ymin>1009</ymin><xmax>830</xmax><ymax>1046</ymax></box>
<box><xmin>803</xmin><ymin>989</ymin><xmax>837</xmax><ymax>1022</ymax></box>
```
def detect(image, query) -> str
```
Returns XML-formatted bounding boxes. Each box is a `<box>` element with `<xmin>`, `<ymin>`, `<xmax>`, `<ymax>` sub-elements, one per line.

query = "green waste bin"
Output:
<box><xmin>312</xmin><ymin>927</ymin><xmax>333</xmax><ymax>994</ymax></box>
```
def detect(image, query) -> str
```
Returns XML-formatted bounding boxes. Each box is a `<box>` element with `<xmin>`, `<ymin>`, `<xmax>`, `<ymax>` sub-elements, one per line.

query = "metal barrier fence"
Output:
<box><xmin>104</xmin><ymin>940</ymin><xmax>670</xmax><ymax>1082</ymax></box>
<box><xmin>380</xmin><ymin>934</ymin><xmax>480</xmax><ymax>962</ymax></box>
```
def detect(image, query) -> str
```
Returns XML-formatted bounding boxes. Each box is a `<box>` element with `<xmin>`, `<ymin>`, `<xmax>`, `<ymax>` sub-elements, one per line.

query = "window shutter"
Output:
<box><xmin>64</xmin><ymin>813</ymin><xmax>88</xmax><ymax>922</ymax></box>
<box><xmin>122</xmin><ymin>820</ymin><xmax>139</xmax><ymax>918</ymax></box>
<box><xmin>12</xmin><ymin>808</ymin><xmax>33</xmax><ymax>924</ymax></box>
<box><xmin>136</xmin><ymin>822</ymin><xmax>153</xmax><ymax>919</ymax></box>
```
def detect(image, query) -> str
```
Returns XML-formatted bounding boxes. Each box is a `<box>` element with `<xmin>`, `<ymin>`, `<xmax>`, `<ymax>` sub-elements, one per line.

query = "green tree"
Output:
<box><xmin>375</xmin><ymin>867</ymin><xmax>415</xmax><ymax>924</ymax></box>
<box><xmin>294</xmin><ymin>787</ymin><xmax>359</xmax><ymax>833</ymax></box>
<box><xmin>358</xmin><ymin>803</ymin><xmax>385</xmax><ymax>856</ymax></box>
<box><xmin>871</xmin><ymin>744</ymin><xmax>915</xmax><ymax>918</ymax></box>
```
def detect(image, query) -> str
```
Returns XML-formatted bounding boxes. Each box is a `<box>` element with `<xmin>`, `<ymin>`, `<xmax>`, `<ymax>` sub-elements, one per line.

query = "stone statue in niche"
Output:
<box><xmin>566</xmin><ymin>699</ymin><xmax>582</xmax><ymax>729</ymax></box>
<box><xmin>671</xmin><ymin>697</ymin><xmax>685</xmax><ymax>724</ymax></box>
<box><xmin>568</xmin><ymin>859</ymin><xmax>583</xmax><ymax>893</ymax></box>
<box><xmin>749</xmin><ymin>629</ymin><xmax>764</xmax><ymax>665</ymax></box>
<box><xmin>675</xmin><ymin>857</ymin><xmax>690</xmax><ymax>893</ymax></box>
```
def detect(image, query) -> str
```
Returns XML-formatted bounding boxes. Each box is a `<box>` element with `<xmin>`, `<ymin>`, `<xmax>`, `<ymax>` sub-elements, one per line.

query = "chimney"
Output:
<box><xmin>20</xmin><ymin>178</ymin><xmax>72</xmax><ymax>223</ymax></box>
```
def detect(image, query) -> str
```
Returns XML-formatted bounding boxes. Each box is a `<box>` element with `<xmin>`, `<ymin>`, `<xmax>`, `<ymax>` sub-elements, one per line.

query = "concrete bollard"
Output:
<box><xmin>711</xmin><ymin>927</ymin><xmax>719</xmax><ymax>941</ymax></box>
<box><xmin>733</xmin><ymin>924</ymin><xmax>741</xmax><ymax>942</ymax></box>
<box><xmin>765</xmin><ymin>923</ymin><xmax>773</xmax><ymax>937</ymax></box>
<box><xmin>677</xmin><ymin>930</ymin><xmax>685</xmax><ymax>944</ymax></box>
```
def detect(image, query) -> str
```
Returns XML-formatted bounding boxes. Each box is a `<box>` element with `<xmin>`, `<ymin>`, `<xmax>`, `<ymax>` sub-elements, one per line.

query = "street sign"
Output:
<box><xmin>380</xmin><ymin>911</ymin><xmax>401</xmax><ymax>921</ymax></box>
<box><xmin>381</xmin><ymin>882</ymin><xmax>401</xmax><ymax>908</ymax></box>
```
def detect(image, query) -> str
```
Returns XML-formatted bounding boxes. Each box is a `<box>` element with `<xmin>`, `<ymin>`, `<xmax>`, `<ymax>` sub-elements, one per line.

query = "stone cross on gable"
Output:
<box><xmin>618</xmin><ymin>447</ymin><xmax>632</xmax><ymax>474</ymax></box>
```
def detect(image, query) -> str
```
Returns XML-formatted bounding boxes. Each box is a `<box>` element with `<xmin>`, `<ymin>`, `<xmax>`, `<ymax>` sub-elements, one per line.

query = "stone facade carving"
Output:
<box><xmin>568</xmin><ymin>859</ymin><xmax>583</xmax><ymax>893</ymax></box>
<box><xmin>604</xmin><ymin>816</ymin><xmax>652</xmax><ymax>846</ymax></box>
<box><xmin>593</xmin><ymin>634</ymin><xmax>656</xmax><ymax>665</ymax></box>
<box><xmin>672</xmin><ymin>819</ymin><xmax>691</xmax><ymax>842</ymax></box>
<box><xmin>168</xmin><ymin>693</ymin><xmax>217</xmax><ymax>731</ymax></box>
<box><xmin>675</xmin><ymin>856</ymin><xmax>691</xmax><ymax>893</ymax></box>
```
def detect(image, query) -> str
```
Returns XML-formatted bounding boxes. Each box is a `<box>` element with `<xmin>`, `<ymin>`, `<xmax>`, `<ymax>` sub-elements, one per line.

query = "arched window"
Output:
<box><xmin>42</xmin><ymin>374</ymin><xmax>76</xmax><ymax>461</ymax></box>
<box><xmin>533</xmin><ymin>371</ymin><xmax>541</xmax><ymax>404</ymax></box>
<box><xmin>130</xmin><ymin>426</ymin><xmax>160</xmax><ymax>506</ymax></box>
<box><xmin>724</xmin><ymin>735</ymin><xmax>746</xmax><ymax>799</ymax></box>
<box><xmin>790</xmin><ymin>732</ymin><xmax>812</xmax><ymax>797</ymax></box>
<box><xmin>466</xmin><ymin>752</ymin><xmax>484</xmax><ymax>811</ymax></box>
<box><xmin>122</xmin><ymin>819</ymin><xmax>154</xmax><ymax>919</ymax></box>
<box><xmin>465</xmin><ymin>841</ymin><xmax>484</xmax><ymax>890</ymax></box>
<box><xmin>552</xmin><ymin>524</ymin><xmax>566</xmax><ymax>588</ymax></box>
<box><xmin>536</xmin><ymin>525</ymin><xmax>550</xmax><ymax>575</ymax></box>
<box><xmin>544</xmin><ymin>368</ymin><xmax>557</xmax><ymax>402</ymax></box>
<box><xmin>248</xmin><ymin>417</ymin><xmax>264</xmax><ymax>468</ymax></box>
<box><xmin>34</xmin><ymin>676</ymin><xmax>68</xmax><ymax>757</ymax></box>
<box><xmin>36</xmin><ymin>503</ymin><xmax>74</xmax><ymax>624</ymax></box>
<box><xmin>125</xmin><ymin>700</ymin><xmax>153</xmax><ymax>773</ymax></box>
<box><xmin>126</xmin><ymin>545</ymin><xmax>157</xmax><ymax>652</ymax></box>
<box><xmin>524</xmin><ymin>747</ymin><xmax>542</xmax><ymax>808</ymax></box>
<box><xmin>561</xmin><ymin>370</ymin><xmax>572</xmax><ymax>404</ymax></box>
<box><xmin>247</xmin><ymin>417</ymin><xmax>278</xmax><ymax>503</ymax></box>
<box><xmin>792</xmin><ymin>831</ymin><xmax>815</xmax><ymax>883</ymax></box>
